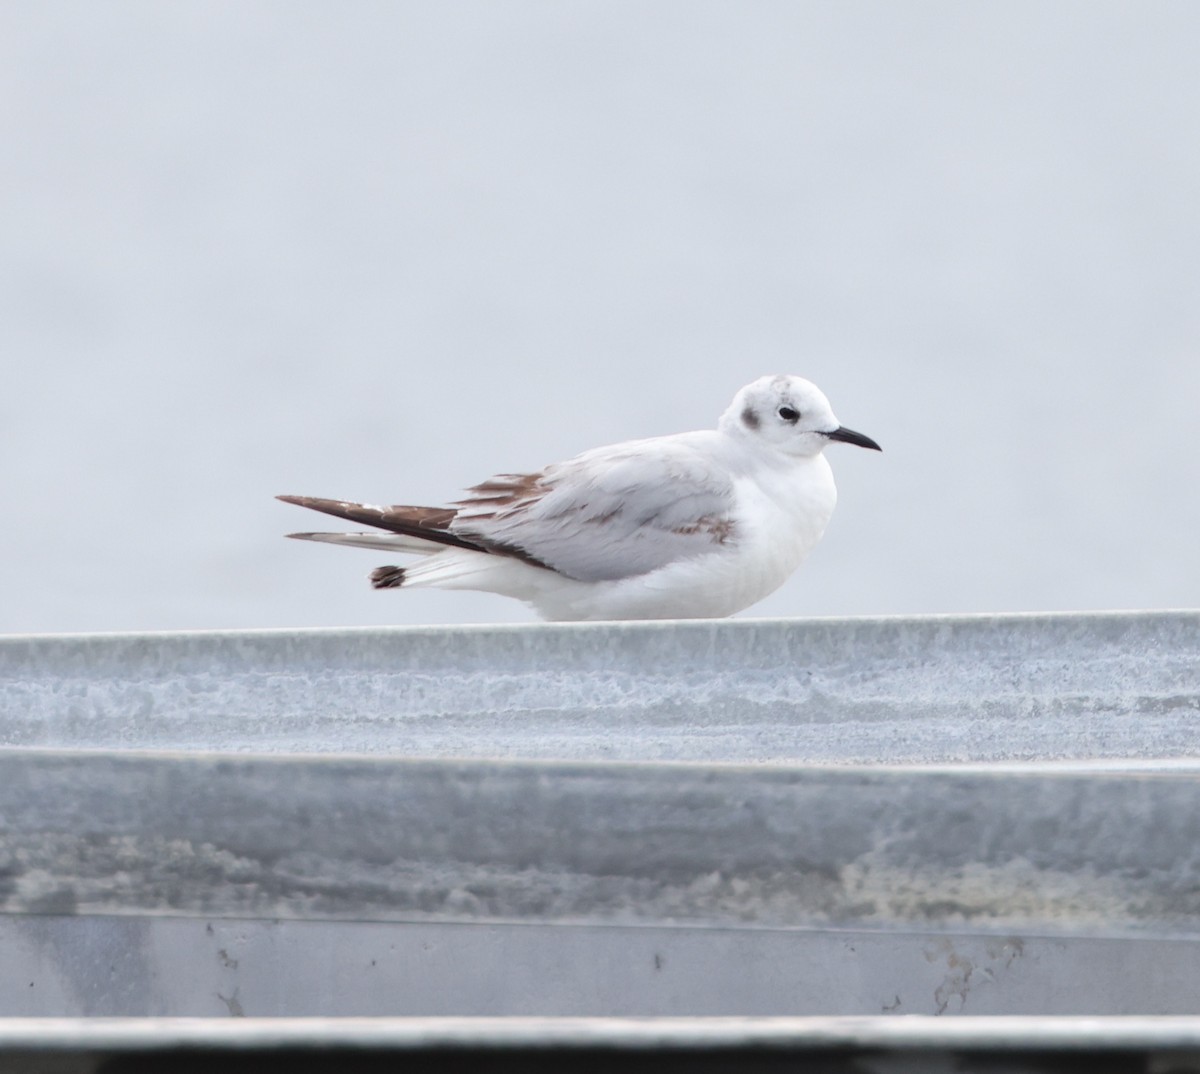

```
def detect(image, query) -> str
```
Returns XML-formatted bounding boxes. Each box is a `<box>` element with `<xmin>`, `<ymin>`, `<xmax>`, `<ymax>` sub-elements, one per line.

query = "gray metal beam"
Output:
<box><xmin>3</xmin><ymin>613</ymin><xmax>1200</xmax><ymax>1023</ymax></box>
<box><xmin>3</xmin><ymin>1014</ymin><xmax>1200</xmax><ymax>1050</ymax></box>
<box><xmin>2</xmin><ymin>611</ymin><xmax>1198</xmax><ymax>764</ymax></box>
<box><xmin>5</xmin><ymin>916</ymin><xmax>1200</xmax><ymax>1018</ymax></box>
<box><xmin>3</xmin><ymin>750</ymin><xmax>1200</xmax><ymax>930</ymax></box>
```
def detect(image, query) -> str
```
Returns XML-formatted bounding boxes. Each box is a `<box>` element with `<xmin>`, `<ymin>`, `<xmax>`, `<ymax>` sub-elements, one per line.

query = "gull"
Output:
<box><xmin>279</xmin><ymin>375</ymin><xmax>880</xmax><ymax>621</ymax></box>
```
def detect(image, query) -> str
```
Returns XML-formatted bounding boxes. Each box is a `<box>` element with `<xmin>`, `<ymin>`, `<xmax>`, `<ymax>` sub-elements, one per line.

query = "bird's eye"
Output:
<box><xmin>778</xmin><ymin>406</ymin><xmax>800</xmax><ymax>423</ymax></box>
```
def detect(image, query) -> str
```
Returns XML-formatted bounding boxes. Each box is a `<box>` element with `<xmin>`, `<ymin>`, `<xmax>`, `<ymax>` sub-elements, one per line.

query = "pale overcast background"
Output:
<box><xmin>2</xmin><ymin>2</ymin><xmax>1198</xmax><ymax>634</ymax></box>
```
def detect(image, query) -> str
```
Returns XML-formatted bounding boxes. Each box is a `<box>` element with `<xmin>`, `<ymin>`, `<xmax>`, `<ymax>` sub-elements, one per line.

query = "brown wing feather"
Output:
<box><xmin>452</xmin><ymin>472</ymin><xmax>544</xmax><ymax>513</ymax></box>
<box><xmin>277</xmin><ymin>494</ymin><xmax>553</xmax><ymax>569</ymax></box>
<box><xmin>277</xmin><ymin>495</ymin><xmax>484</xmax><ymax>553</ymax></box>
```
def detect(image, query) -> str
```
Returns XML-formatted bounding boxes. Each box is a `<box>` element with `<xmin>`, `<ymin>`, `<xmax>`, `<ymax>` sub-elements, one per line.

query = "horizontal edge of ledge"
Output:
<box><xmin>3</xmin><ymin>1015</ymin><xmax>1200</xmax><ymax>1052</ymax></box>
<box><xmin>2</xmin><ymin>607</ymin><xmax>1198</xmax><ymax>648</ymax></box>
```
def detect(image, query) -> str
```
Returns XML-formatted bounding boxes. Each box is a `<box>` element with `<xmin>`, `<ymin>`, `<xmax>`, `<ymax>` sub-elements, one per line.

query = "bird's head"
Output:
<box><xmin>720</xmin><ymin>375</ymin><xmax>881</xmax><ymax>459</ymax></box>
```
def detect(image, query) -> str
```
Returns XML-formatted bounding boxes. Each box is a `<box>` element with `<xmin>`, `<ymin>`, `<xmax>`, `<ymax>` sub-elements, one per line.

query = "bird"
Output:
<box><xmin>278</xmin><ymin>375</ymin><xmax>880</xmax><ymax>621</ymax></box>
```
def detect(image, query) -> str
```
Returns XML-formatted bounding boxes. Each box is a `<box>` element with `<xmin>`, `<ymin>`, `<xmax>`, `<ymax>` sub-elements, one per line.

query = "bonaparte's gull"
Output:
<box><xmin>279</xmin><ymin>375</ymin><xmax>880</xmax><ymax>620</ymax></box>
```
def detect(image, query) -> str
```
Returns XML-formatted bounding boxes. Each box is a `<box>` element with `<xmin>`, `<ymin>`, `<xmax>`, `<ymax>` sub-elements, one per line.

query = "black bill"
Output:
<box><xmin>824</xmin><ymin>426</ymin><xmax>882</xmax><ymax>451</ymax></box>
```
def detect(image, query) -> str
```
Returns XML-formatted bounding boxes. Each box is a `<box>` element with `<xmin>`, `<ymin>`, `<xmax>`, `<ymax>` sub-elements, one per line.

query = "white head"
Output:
<box><xmin>718</xmin><ymin>375</ymin><xmax>881</xmax><ymax>458</ymax></box>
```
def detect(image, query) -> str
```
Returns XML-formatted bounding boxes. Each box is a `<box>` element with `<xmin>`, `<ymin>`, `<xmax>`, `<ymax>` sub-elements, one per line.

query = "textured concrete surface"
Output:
<box><xmin>2</xmin><ymin>611</ymin><xmax>1197</xmax><ymax>763</ymax></box>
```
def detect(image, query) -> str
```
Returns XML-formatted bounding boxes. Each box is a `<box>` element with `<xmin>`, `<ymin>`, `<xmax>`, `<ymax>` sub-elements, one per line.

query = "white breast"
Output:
<box><xmin>722</xmin><ymin>453</ymin><xmax>838</xmax><ymax>601</ymax></box>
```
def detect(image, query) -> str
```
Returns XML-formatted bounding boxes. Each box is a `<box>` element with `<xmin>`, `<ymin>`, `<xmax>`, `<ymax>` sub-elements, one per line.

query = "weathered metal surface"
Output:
<box><xmin>2</xmin><ymin>613</ymin><xmax>1199</xmax><ymax>1023</ymax></box>
<box><xmin>2</xmin><ymin>751</ymin><xmax>1200</xmax><ymax>930</ymax></box>
<box><xmin>4</xmin><ymin>917</ymin><xmax>1200</xmax><ymax>1018</ymax></box>
<box><xmin>1</xmin><ymin>611</ymin><xmax>1198</xmax><ymax>764</ymax></box>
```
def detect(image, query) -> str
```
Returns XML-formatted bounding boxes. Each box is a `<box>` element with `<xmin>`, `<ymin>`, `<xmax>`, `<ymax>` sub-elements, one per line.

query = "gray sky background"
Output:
<box><xmin>2</xmin><ymin>2</ymin><xmax>1198</xmax><ymax>634</ymax></box>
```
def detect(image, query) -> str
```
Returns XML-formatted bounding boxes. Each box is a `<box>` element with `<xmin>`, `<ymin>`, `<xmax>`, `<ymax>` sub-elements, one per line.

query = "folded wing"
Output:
<box><xmin>449</xmin><ymin>436</ymin><xmax>738</xmax><ymax>582</ymax></box>
<box><xmin>279</xmin><ymin>435</ymin><xmax>739</xmax><ymax>584</ymax></box>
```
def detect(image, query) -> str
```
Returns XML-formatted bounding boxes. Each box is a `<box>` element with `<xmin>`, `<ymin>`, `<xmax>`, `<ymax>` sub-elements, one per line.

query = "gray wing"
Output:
<box><xmin>449</xmin><ymin>435</ymin><xmax>738</xmax><ymax>582</ymax></box>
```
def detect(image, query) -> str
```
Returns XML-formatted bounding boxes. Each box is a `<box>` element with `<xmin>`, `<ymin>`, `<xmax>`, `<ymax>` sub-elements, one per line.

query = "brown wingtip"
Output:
<box><xmin>370</xmin><ymin>565</ymin><xmax>406</xmax><ymax>589</ymax></box>
<box><xmin>277</xmin><ymin>494</ymin><xmax>309</xmax><ymax>506</ymax></box>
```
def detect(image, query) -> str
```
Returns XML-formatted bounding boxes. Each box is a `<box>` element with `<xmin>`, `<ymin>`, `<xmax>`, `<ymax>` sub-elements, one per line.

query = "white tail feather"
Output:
<box><xmin>399</xmin><ymin>548</ymin><xmax>538</xmax><ymax>594</ymax></box>
<box><xmin>286</xmin><ymin>531</ymin><xmax>444</xmax><ymax>556</ymax></box>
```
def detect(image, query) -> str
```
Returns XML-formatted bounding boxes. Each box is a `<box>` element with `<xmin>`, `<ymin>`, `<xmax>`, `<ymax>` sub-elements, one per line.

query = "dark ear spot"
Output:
<box><xmin>741</xmin><ymin>406</ymin><xmax>760</xmax><ymax>430</ymax></box>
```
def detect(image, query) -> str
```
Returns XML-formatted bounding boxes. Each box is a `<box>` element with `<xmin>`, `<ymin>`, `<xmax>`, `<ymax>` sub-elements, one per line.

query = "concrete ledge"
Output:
<box><xmin>2</xmin><ymin>611</ymin><xmax>1198</xmax><ymax>764</ymax></box>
